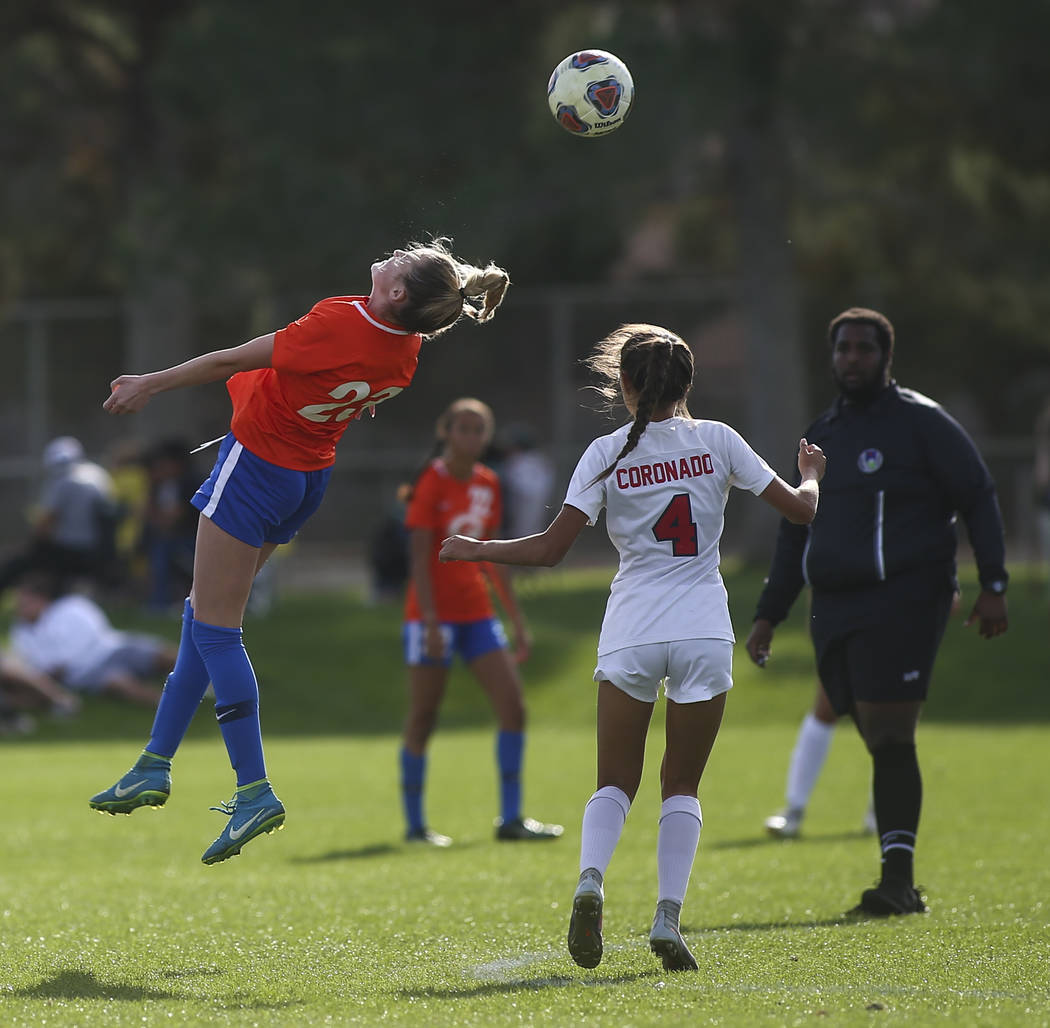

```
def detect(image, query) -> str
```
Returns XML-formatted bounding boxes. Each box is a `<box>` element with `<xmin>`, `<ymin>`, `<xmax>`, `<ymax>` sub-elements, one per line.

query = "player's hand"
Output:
<box><xmin>797</xmin><ymin>438</ymin><xmax>827</xmax><ymax>482</ymax></box>
<box><xmin>511</xmin><ymin>625</ymin><xmax>532</xmax><ymax>664</ymax></box>
<box><xmin>439</xmin><ymin>535</ymin><xmax>483</xmax><ymax>562</ymax></box>
<box><xmin>422</xmin><ymin>621</ymin><xmax>446</xmax><ymax>661</ymax></box>
<box><xmin>745</xmin><ymin>618</ymin><xmax>775</xmax><ymax>667</ymax></box>
<box><xmin>964</xmin><ymin>591</ymin><xmax>1008</xmax><ymax>639</ymax></box>
<box><xmin>103</xmin><ymin>374</ymin><xmax>153</xmax><ymax>414</ymax></box>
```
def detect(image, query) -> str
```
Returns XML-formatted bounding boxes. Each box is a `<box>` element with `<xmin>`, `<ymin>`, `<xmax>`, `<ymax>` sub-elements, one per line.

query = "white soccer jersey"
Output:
<box><xmin>564</xmin><ymin>417</ymin><xmax>776</xmax><ymax>654</ymax></box>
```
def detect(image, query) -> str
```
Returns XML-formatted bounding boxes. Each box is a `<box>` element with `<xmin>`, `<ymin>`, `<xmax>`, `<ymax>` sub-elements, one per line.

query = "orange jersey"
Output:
<box><xmin>228</xmin><ymin>296</ymin><xmax>422</xmax><ymax>470</ymax></box>
<box><xmin>404</xmin><ymin>459</ymin><xmax>503</xmax><ymax>623</ymax></box>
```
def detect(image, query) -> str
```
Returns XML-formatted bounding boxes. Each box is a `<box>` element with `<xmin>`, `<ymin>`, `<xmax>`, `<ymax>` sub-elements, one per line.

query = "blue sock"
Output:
<box><xmin>147</xmin><ymin>598</ymin><xmax>211</xmax><ymax>759</ymax></box>
<box><xmin>497</xmin><ymin>730</ymin><xmax>524</xmax><ymax>824</ymax></box>
<box><xmin>400</xmin><ymin>747</ymin><xmax>426</xmax><ymax>834</ymax></box>
<box><xmin>191</xmin><ymin>619</ymin><xmax>266</xmax><ymax>787</ymax></box>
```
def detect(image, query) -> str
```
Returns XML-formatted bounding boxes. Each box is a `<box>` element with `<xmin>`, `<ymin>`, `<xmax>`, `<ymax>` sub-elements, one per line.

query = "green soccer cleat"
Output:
<box><xmin>89</xmin><ymin>755</ymin><xmax>171</xmax><ymax>815</ymax></box>
<box><xmin>649</xmin><ymin>899</ymin><xmax>699</xmax><ymax>972</ymax></box>
<box><xmin>201</xmin><ymin>780</ymin><xmax>285</xmax><ymax>865</ymax></box>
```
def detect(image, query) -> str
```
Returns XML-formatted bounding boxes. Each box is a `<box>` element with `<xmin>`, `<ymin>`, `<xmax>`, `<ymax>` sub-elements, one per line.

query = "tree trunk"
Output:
<box><xmin>727</xmin><ymin>3</ymin><xmax>808</xmax><ymax>558</ymax></box>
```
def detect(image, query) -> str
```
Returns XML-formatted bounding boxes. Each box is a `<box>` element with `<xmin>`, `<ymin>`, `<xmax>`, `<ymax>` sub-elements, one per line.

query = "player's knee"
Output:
<box><xmin>597</xmin><ymin>772</ymin><xmax>642</xmax><ymax>802</ymax></box>
<box><xmin>406</xmin><ymin>705</ymin><xmax>440</xmax><ymax>741</ymax></box>
<box><xmin>660</xmin><ymin>770</ymin><xmax>701</xmax><ymax>797</ymax></box>
<box><xmin>501</xmin><ymin>697</ymin><xmax>525</xmax><ymax>732</ymax></box>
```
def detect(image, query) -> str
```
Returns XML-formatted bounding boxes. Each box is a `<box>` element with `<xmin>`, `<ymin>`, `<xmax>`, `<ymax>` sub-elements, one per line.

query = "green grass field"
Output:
<box><xmin>1</xmin><ymin>564</ymin><xmax>1048</xmax><ymax>1026</ymax></box>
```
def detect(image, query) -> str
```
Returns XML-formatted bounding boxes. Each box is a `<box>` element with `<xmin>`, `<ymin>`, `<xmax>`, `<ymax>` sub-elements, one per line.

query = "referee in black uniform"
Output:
<box><xmin>746</xmin><ymin>307</ymin><xmax>1009</xmax><ymax>916</ymax></box>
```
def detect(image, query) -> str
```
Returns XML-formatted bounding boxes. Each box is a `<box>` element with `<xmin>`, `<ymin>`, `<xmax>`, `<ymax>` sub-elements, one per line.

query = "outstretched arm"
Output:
<box><xmin>440</xmin><ymin>505</ymin><xmax>589</xmax><ymax>567</ymax></box>
<box><xmin>103</xmin><ymin>333</ymin><xmax>276</xmax><ymax>414</ymax></box>
<box><xmin>0</xmin><ymin>650</ymin><xmax>81</xmax><ymax>715</ymax></box>
<box><xmin>758</xmin><ymin>438</ymin><xmax>825</xmax><ymax>525</ymax></box>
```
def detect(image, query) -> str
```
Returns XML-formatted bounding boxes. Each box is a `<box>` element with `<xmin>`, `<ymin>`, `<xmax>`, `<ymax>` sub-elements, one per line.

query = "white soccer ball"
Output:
<box><xmin>547</xmin><ymin>50</ymin><xmax>634</xmax><ymax>138</ymax></box>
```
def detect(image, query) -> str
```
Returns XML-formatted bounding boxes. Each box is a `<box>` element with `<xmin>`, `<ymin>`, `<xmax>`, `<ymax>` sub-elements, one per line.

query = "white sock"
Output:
<box><xmin>657</xmin><ymin>794</ymin><xmax>702</xmax><ymax>905</ymax></box>
<box><xmin>785</xmin><ymin>713</ymin><xmax>835</xmax><ymax>811</ymax></box>
<box><xmin>578</xmin><ymin>786</ymin><xmax>631</xmax><ymax>876</ymax></box>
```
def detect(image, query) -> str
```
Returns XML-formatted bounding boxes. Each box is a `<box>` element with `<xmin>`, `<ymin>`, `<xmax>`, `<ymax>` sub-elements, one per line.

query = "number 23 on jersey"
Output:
<box><xmin>297</xmin><ymin>381</ymin><xmax>403</xmax><ymax>423</ymax></box>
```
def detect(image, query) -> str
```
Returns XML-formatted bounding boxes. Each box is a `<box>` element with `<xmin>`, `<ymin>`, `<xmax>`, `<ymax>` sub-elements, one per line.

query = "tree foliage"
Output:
<box><xmin>2</xmin><ymin>0</ymin><xmax>1048</xmax><ymax>432</ymax></box>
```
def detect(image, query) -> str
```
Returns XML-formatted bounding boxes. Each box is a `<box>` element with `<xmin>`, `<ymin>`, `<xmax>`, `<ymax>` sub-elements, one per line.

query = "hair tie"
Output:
<box><xmin>459</xmin><ymin>286</ymin><xmax>467</xmax><ymax>300</ymax></box>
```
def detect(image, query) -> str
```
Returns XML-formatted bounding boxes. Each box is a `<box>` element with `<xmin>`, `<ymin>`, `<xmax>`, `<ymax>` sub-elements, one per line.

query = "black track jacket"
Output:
<box><xmin>754</xmin><ymin>382</ymin><xmax>1008</xmax><ymax>625</ymax></box>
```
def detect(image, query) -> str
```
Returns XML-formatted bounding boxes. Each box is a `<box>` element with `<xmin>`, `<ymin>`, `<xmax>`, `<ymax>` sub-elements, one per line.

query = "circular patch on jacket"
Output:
<box><xmin>857</xmin><ymin>448</ymin><xmax>884</xmax><ymax>473</ymax></box>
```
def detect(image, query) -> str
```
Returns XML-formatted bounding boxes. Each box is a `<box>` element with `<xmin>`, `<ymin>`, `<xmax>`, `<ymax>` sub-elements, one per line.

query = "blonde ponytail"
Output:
<box><xmin>395</xmin><ymin>237</ymin><xmax>510</xmax><ymax>338</ymax></box>
<box><xmin>458</xmin><ymin>264</ymin><xmax>510</xmax><ymax>324</ymax></box>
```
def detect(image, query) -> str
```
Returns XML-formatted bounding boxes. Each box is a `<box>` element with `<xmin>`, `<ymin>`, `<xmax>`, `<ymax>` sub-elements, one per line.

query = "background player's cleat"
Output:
<box><xmin>201</xmin><ymin>781</ymin><xmax>285</xmax><ymax>865</ymax></box>
<box><xmin>850</xmin><ymin>878</ymin><xmax>928</xmax><ymax>916</ymax></box>
<box><xmin>567</xmin><ymin>868</ymin><xmax>604</xmax><ymax>968</ymax></box>
<box><xmin>405</xmin><ymin>827</ymin><xmax>452</xmax><ymax>847</ymax></box>
<box><xmin>649</xmin><ymin>899</ymin><xmax>699</xmax><ymax>971</ymax></box>
<box><xmin>89</xmin><ymin>756</ymin><xmax>171</xmax><ymax>814</ymax></box>
<box><xmin>496</xmin><ymin>816</ymin><xmax>564</xmax><ymax>841</ymax></box>
<box><xmin>764</xmin><ymin>807</ymin><xmax>803</xmax><ymax>838</ymax></box>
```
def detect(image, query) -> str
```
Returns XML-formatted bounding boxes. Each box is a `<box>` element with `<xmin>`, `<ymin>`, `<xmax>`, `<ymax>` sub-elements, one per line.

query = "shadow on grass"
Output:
<box><xmin>12</xmin><ymin>966</ymin><xmax>305</xmax><ymax>1014</ymax></box>
<box><xmin>291</xmin><ymin>842</ymin><xmax>400</xmax><ymax>862</ymax></box>
<box><xmin>707</xmin><ymin>830</ymin><xmax>871</xmax><ymax>851</ymax></box>
<box><xmin>400</xmin><ymin>969</ymin><xmax>659</xmax><ymax>1000</ymax></box>
<box><xmin>291</xmin><ymin>839</ymin><xmax>487</xmax><ymax>863</ymax></box>
<box><xmin>691</xmin><ymin>914</ymin><xmax>863</xmax><ymax>933</ymax></box>
<box><xmin>10</xmin><ymin>968</ymin><xmax>179</xmax><ymax>1001</ymax></box>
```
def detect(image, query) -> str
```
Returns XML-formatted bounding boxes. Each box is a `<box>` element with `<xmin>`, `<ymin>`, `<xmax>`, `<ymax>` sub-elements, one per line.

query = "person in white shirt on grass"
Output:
<box><xmin>440</xmin><ymin>323</ymin><xmax>825</xmax><ymax>973</ymax></box>
<box><xmin>10</xmin><ymin>573</ymin><xmax>175</xmax><ymax>707</ymax></box>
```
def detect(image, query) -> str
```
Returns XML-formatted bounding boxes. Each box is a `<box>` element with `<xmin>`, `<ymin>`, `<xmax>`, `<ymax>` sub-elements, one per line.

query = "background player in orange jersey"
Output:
<box><xmin>88</xmin><ymin>239</ymin><xmax>510</xmax><ymax>865</ymax></box>
<box><xmin>399</xmin><ymin>398</ymin><xmax>562</xmax><ymax>845</ymax></box>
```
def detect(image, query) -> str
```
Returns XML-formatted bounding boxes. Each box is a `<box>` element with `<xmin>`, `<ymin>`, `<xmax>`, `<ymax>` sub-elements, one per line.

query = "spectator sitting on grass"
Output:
<box><xmin>0</xmin><ymin>646</ymin><xmax>82</xmax><ymax>723</ymax></box>
<box><xmin>9</xmin><ymin>573</ymin><xmax>175</xmax><ymax>708</ymax></box>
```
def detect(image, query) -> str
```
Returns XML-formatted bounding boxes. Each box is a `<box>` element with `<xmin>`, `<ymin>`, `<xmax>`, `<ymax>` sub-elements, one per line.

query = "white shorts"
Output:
<box><xmin>593</xmin><ymin>639</ymin><xmax>734</xmax><ymax>704</ymax></box>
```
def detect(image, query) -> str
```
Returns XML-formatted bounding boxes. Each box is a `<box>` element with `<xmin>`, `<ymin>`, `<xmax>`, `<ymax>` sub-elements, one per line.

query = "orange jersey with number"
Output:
<box><xmin>404</xmin><ymin>459</ymin><xmax>502</xmax><ymax>623</ymax></box>
<box><xmin>227</xmin><ymin>296</ymin><xmax>422</xmax><ymax>470</ymax></box>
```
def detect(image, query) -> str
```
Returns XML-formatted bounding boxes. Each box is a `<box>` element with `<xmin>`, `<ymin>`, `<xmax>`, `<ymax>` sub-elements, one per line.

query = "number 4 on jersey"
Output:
<box><xmin>652</xmin><ymin>493</ymin><xmax>698</xmax><ymax>556</ymax></box>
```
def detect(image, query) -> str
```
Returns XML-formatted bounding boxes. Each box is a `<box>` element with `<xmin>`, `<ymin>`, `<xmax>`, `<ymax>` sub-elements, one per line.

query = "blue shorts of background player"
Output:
<box><xmin>402</xmin><ymin>617</ymin><xmax>507</xmax><ymax>667</ymax></box>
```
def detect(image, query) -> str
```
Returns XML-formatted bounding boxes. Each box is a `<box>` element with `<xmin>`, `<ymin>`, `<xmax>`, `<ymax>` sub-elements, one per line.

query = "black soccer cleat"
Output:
<box><xmin>850</xmin><ymin>878</ymin><xmax>928</xmax><ymax>916</ymax></box>
<box><xmin>404</xmin><ymin>827</ymin><xmax>452</xmax><ymax>847</ymax></box>
<box><xmin>495</xmin><ymin>816</ymin><xmax>563</xmax><ymax>841</ymax></box>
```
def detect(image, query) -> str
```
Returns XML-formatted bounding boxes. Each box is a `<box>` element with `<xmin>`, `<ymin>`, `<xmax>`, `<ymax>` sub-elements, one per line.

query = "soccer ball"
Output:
<box><xmin>547</xmin><ymin>50</ymin><xmax>634</xmax><ymax>137</ymax></box>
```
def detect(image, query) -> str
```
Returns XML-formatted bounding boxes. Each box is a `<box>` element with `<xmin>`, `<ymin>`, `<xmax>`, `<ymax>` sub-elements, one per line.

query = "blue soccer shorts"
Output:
<box><xmin>191</xmin><ymin>433</ymin><xmax>332</xmax><ymax>548</ymax></box>
<box><xmin>402</xmin><ymin>617</ymin><xmax>508</xmax><ymax>668</ymax></box>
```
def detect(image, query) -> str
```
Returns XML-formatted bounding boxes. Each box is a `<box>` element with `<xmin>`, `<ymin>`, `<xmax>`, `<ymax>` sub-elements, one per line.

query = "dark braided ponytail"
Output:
<box><xmin>584</xmin><ymin>324</ymin><xmax>695</xmax><ymax>485</ymax></box>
